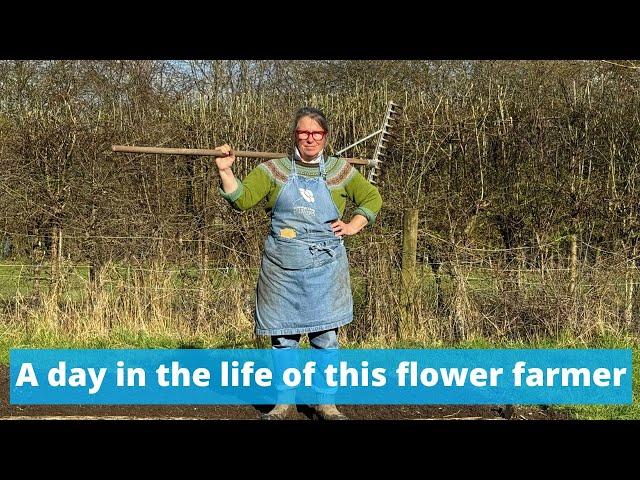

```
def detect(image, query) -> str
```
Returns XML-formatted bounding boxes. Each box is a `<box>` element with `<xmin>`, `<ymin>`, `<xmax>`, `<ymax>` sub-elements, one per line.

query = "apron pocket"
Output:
<box><xmin>264</xmin><ymin>235</ymin><xmax>343</xmax><ymax>270</ymax></box>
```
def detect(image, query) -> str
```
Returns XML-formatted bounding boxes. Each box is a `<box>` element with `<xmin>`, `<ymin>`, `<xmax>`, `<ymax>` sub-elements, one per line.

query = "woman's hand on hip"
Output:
<box><xmin>331</xmin><ymin>219</ymin><xmax>359</xmax><ymax>237</ymax></box>
<box><xmin>215</xmin><ymin>144</ymin><xmax>235</xmax><ymax>172</ymax></box>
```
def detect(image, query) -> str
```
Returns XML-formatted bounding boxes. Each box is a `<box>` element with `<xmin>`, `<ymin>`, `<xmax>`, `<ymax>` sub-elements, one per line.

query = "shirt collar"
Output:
<box><xmin>294</xmin><ymin>146</ymin><xmax>323</xmax><ymax>164</ymax></box>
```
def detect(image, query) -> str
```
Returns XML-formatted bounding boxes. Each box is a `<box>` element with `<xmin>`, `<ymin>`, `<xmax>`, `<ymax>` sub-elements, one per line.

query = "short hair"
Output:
<box><xmin>292</xmin><ymin>106</ymin><xmax>329</xmax><ymax>133</ymax></box>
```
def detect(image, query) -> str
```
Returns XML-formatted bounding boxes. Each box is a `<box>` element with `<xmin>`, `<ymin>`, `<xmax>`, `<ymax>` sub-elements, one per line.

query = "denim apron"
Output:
<box><xmin>255</xmin><ymin>155</ymin><xmax>353</xmax><ymax>336</ymax></box>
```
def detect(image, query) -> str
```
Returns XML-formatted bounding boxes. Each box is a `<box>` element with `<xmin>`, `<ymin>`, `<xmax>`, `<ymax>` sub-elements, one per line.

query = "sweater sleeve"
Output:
<box><xmin>218</xmin><ymin>163</ymin><xmax>272</xmax><ymax>211</ymax></box>
<box><xmin>343</xmin><ymin>168</ymin><xmax>382</xmax><ymax>226</ymax></box>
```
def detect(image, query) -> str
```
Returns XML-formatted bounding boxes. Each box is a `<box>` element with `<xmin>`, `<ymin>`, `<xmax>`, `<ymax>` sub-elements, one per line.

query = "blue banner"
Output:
<box><xmin>9</xmin><ymin>349</ymin><xmax>632</xmax><ymax>405</ymax></box>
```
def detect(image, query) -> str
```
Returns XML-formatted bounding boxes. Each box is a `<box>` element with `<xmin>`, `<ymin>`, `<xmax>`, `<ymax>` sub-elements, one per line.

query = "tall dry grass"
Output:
<box><xmin>1</xmin><ymin>248</ymin><xmax>636</xmax><ymax>346</ymax></box>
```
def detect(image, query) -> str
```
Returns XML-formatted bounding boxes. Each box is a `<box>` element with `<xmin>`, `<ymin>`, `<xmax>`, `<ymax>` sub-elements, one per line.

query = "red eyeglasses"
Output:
<box><xmin>295</xmin><ymin>130</ymin><xmax>327</xmax><ymax>141</ymax></box>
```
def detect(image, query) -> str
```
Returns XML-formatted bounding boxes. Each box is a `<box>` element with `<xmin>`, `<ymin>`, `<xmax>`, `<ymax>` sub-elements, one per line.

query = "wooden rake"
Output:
<box><xmin>111</xmin><ymin>101</ymin><xmax>402</xmax><ymax>182</ymax></box>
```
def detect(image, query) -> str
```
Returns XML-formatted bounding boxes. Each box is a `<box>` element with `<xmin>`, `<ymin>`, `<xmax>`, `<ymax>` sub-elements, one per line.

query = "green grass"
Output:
<box><xmin>0</xmin><ymin>327</ymin><xmax>259</xmax><ymax>365</ymax></box>
<box><xmin>0</xmin><ymin>261</ymin><xmax>265</xmax><ymax>300</ymax></box>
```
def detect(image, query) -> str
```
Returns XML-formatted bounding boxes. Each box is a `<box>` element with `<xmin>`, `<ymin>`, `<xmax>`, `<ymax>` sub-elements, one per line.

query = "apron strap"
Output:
<box><xmin>319</xmin><ymin>154</ymin><xmax>327</xmax><ymax>180</ymax></box>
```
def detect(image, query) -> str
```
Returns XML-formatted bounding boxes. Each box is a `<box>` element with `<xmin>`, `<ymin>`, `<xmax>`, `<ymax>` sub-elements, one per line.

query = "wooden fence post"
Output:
<box><xmin>400</xmin><ymin>208</ymin><xmax>419</xmax><ymax>340</ymax></box>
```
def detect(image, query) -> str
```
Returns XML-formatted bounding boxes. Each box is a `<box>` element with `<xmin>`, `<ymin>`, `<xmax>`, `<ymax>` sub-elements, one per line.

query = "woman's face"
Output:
<box><xmin>295</xmin><ymin>116</ymin><xmax>326</xmax><ymax>161</ymax></box>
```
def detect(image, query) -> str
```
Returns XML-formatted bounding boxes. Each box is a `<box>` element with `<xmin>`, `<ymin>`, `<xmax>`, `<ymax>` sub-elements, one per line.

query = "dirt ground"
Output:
<box><xmin>0</xmin><ymin>365</ymin><xmax>571</xmax><ymax>420</ymax></box>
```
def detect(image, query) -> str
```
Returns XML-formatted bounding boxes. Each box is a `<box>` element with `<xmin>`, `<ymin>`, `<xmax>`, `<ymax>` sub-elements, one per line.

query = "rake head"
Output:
<box><xmin>367</xmin><ymin>101</ymin><xmax>402</xmax><ymax>185</ymax></box>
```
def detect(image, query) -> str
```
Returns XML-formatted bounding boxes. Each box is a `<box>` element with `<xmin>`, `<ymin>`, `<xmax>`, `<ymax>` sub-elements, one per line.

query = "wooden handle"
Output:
<box><xmin>112</xmin><ymin>145</ymin><xmax>284</xmax><ymax>159</ymax></box>
<box><xmin>111</xmin><ymin>145</ymin><xmax>371</xmax><ymax>166</ymax></box>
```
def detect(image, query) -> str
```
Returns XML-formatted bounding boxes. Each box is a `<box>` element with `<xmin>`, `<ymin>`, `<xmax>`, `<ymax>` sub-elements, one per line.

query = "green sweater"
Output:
<box><xmin>219</xmin><ymin>156</ymin><xmax>382</xmax><ymax>225</ymax></box>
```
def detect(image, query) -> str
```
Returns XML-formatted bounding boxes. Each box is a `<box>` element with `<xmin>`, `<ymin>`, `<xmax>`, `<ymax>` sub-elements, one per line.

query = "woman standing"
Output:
<box><xmin>216</xmin><ymin>107</ymin><xmax>382</xmax><ymax>419</ymax></box>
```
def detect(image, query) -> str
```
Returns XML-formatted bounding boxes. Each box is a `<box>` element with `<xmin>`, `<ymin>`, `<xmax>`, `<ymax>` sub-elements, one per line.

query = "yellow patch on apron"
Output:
<box><xmin>280</xmin><ymin>228</ymin><xmax>297</xmax><ymax>239</ymax></box>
